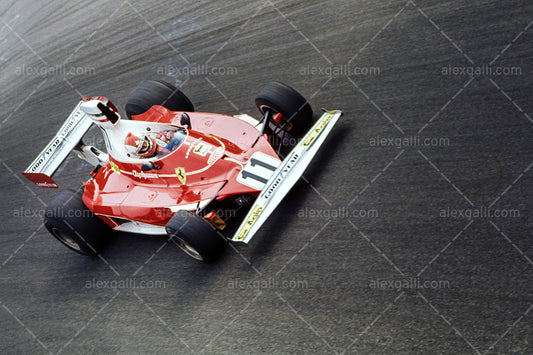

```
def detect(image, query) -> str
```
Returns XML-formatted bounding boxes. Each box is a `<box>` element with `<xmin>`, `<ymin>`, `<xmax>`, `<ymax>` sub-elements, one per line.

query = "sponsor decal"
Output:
<box><xmin>132</xmin><ymin>170</ymin><xmax>159</xmax><ymax>179</ymax></box>
<box><xmin>27</xmin><ymin>108</ymin><xmax>86</xmax><ymax>173</ymax></box>
<box><xmin>207</xmin><ymin>146</ymin><xmax>224</xmax><ymax>165</ymax></box>
<box><xmin>59</xmin><ymin>112</ymin><xmax>81</xmax><ymax>138</ymax></box>
<box><xmin>302</xmin><ymin>112</ymin><xmax>334</xmax><ymax>148</ymax></box>
<box><xmin>29</xmin><ymin>137</ymin><xmax>62</xmax><ymax>172</ymax></box>
<box><xmin>185</xmin><ymin>139</ymin><xmax>201</xmax><ymax>159</ymax></box>
<box><xmin>281</xmin><ymin>153</ymin><xmax>299</xmax><ymax>177</ymax></box>
<box><xmin>193</xmin><ymin>142</ymin><xmax>210</xmax><ymax>157</ymax></box>
<box><xmin>175</xmin><ymin>167</ymin><xmax>186</xmax><ymax>184</ymax></box>
<box><xmin>262</xmin><ymin>153</ymin><xmax>299</xmax><ymax>200</ymax></box>
<box><xmin>235</xmin><ymin>205</ymin><xmax>264</xmax><ymax>241</ymax></box>
<box><xmin>36</xmin><ymin>181</ymin><xmax>58</xmax><ymax>188</ymax></box>
<box><xmin>263</xmin><ymin>176</ymin><xmax>282</xmax><ymax>200</ymax></box>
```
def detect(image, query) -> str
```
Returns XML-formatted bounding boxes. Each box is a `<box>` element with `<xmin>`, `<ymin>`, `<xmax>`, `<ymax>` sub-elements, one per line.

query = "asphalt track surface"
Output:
<box><xmin>1</xmin><ymin>1</ymin><xmax>532</xmax><ymax>354</ymax></box>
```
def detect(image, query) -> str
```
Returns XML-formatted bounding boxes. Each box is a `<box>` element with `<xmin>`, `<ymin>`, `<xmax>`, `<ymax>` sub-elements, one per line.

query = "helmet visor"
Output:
<box><xmin>138</xmin><ymin>136</ymin><xmax>152</xmax><ymax>154</ymax></box>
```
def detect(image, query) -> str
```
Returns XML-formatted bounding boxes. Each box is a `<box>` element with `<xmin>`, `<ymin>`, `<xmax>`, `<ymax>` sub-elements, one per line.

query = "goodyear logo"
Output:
<box><xmin>27</xmin><ymin>109</ymin><xmax>85</xmax><ymax>173</ymax></box>
<box><xmin>235</xmin><ymin>205</ymin><xmax>264</xmax><ymax>241</ymax></box>
<box><xmin>29</xmin><ymin>137</ymin><xmax>62</xmax><ymax>172</ymax></box>
<box><xmin>302</xmin><ymin>112</ymin><xmax>334</xmax><ymax>148</ymax></box>
<box><xmin>262</xmin><ymin>153</ymin><xmax>298</xmax><ymax>200</ymax></box>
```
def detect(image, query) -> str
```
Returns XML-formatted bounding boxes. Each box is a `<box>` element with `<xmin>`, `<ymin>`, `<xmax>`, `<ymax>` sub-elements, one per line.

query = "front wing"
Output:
<box><xmin>232</xmin><ymin>109</ymin><xmax>342</xmax><ymax>243</ymax></box>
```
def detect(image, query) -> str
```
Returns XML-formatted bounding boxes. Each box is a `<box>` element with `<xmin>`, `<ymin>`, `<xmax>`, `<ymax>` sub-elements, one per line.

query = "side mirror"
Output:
<box><xmin>97</xmin><ymin>101</ymin><xmax>120</xmax><ymax>125</ymax></box>
<box><xmin>180</xmin><ymin>113</ymin><xmax>191</xmax><ymax>129</ymax></box>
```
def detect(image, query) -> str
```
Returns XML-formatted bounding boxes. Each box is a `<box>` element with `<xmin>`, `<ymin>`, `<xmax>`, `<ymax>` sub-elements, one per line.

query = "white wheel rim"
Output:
<box><xmin>172</xmin><ymin>237</ymin><xmax>203</xmax><ymax>260</ymax></box>
<box><xmin>52</xmin><ymin>228</ymin><xmax>81</xmax><ymax>251</ymax></box>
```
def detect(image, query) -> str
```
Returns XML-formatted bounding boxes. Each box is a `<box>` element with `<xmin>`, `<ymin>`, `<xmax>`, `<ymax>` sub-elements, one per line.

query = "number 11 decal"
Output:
<box><xmin>237</xmin><ymin>152</ymin><xmax>281</xmax><ymax>190</ymax></box>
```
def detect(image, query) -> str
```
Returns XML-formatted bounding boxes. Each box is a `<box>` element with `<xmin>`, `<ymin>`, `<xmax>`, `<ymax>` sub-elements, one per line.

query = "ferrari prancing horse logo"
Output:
<box><xmin>175</xmin><ymin>167</ymin><xmax>186</xmax><ymax>184</ymax></box>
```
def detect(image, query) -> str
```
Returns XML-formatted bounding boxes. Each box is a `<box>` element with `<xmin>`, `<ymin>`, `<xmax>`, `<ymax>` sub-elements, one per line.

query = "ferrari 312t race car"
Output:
<box><xmin>22</xmin><ymin>80</ymin><xmax>342</xmax><ymax>261</ymax></box>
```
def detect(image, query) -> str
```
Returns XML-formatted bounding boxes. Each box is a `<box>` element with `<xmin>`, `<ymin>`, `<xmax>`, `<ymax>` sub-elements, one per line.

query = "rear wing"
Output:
<box><xmin>22</xmin><ymin>101</ymin><xmax>93</xmax><ymax>188</ymax></box>
<box><xmin>232</xmin><ymin>109</ymin><xmax>342</xmax><ymax>243</ymax></box>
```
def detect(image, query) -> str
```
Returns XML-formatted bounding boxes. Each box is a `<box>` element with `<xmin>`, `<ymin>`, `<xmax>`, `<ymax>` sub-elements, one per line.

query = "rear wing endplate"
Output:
<box><xmin>232</xmin><ymin>109</ymin><xmax>342</xmax><ymax>243</ymax></box>
<box><xmin>22</xmin><ymin>101</ymin><xmax>93</xmax><ymax>188</ymax></box>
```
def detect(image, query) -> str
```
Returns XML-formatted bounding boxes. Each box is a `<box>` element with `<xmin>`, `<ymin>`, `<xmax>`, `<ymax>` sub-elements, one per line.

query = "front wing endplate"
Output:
<box><xmin>232</xmin><ymin>109</ymin><xmax>342</xmax><ymax>243</ymax></box>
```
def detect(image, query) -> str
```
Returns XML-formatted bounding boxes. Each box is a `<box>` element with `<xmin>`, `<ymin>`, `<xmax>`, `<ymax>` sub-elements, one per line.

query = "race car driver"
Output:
<box><xmin>124</xmin><ymin>130</ymin><xmax>184</xmax><ymax>158</ymax></box>
<box><xmin>124</xmin><ymin>128</ymin><xmax>186</xmax><ymax>172</ymax></box>
<box><xmin>124</xmin><ymin>113</ymin><xmax>191</xmax><ymax>159</ymax></box>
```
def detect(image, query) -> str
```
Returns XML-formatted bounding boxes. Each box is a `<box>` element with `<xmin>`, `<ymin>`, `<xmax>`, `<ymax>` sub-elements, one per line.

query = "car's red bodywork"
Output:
<box><xmin>83</xmin><ymin>105</ymin><xmax>280</xmax><ymax>228</ymax></box>
<box><xmin>23</xmin><ymin>80</ymin><xmax>341</xmax><ymax>259</ymax></box>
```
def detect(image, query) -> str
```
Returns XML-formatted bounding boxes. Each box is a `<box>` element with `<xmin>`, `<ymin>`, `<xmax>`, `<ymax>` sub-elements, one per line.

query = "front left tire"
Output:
<box><xmin>165</xmin><ymin>210</ymin><xmax>226</xmax><ymax>262</ymax></box>
<box><xmin>44</xmin><ymin>189</ymin><xmax>111</xmax><ymax>256</ymax></box>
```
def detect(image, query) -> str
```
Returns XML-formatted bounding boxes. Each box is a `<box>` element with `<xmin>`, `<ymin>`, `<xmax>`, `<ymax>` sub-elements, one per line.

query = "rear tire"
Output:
<box><xmin>255</xmin><ymin>81</ymin><xmax>313</xmax><ymax>136</ymax></box>
<box><xmin>125</xmin><ymin>79</ymin><xmax>194</xmax><ymax>118</ymax></box>
<box><xmin>44</xmin><ymin>189</ymin><xmax>111</xmax><ymax>256</ymax></box>
<box><xmin>165</xmin><ymin>211</ymin><xmax>226</xmax><ymax>262</ymax></box>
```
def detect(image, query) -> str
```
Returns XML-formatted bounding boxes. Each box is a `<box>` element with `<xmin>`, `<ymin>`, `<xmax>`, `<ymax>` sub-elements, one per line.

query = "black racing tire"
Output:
<box><xmin>44</xmin><ymin>189</ymin><xmax>111</xmax><ymax>256</ymax></box>
<box><xmin>255</xmin><ymin>81</ymin><xmax>313</xmax><ymax>136</ymax></box>
<box><xmin>125</xmin><ymin>79</ymin><xmax>194</xmax><ymax>119</ymax></box>
<box><xmin>165</xmin><ymin>210</ymin><xmax>226</xmax><ymax>262</ymax></box>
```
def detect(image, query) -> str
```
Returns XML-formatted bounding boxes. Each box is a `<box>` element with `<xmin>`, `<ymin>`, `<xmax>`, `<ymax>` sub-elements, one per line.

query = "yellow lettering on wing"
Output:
<box><xmin>235</xmin><ymin>205</ymin><xmax>264</xmax><ymax>241</ymax></box>
<box><xmin>302</xmin><ymin>112</ymin><xmax>334</xmax><ymax>148</ymax></box>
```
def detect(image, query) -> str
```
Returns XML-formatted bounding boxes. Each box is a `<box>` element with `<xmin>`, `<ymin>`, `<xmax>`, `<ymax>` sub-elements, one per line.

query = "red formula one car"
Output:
<box><xmin>23</xmin><ymin>80</ymin><xmax>341</xmax><ymax>261</ymax></box>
